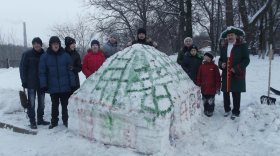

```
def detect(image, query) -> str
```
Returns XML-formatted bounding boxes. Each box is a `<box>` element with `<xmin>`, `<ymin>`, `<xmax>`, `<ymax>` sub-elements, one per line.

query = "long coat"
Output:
<box><xmin>218</xmin><ymin>40</ymin><xmax>250</xmax><ymax>92</ymax></box>
<box><xmin>39</xmin><ymin>48</ymin><xmax>76</xmax><ymax>94</ymax></box>
<box><xmin>20</xmin><ymin>48</ymin><xmax>44</xmax><ymax>89</ymax></box>
<box><xmin>197</xmin><ymin>61</ymin><xmax>221</xmax><ymax>95</ymax></box>
<box><xmin>65</xmin><ymin>48</ymin><xmax>82</xmax><ymax>91</ymax></box>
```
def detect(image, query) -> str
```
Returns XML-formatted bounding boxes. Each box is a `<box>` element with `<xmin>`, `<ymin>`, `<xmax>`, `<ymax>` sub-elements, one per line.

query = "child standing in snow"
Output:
<box><xmin>197</xmin><ymin>52</ymin><xmax>221</xmax><ymax>117</ymax></box>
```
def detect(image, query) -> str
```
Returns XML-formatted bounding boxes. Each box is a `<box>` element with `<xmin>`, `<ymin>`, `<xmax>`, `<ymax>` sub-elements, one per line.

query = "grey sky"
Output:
<box><xmin>0</xmin><ymin>0</ymin><xmax>89</xmax><ymax>46</ymax></box>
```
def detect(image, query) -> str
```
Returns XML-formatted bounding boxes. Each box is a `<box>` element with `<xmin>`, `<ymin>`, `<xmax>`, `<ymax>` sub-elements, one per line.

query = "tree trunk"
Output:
<box><xmin>185</xmin><ymin>0</ymin><xmax>193</xmax><ymax>37</ymax></box>
<box><xmin>225</xmin><ymin>0</ymin><xmax>234</xmax><ymax>26</ymax></box>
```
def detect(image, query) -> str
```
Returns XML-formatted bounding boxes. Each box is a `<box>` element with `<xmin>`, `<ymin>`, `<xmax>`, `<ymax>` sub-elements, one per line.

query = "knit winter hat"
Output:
<box><xmin>49</xmin><ymin>36</ymin><xmax>61</xmax><ymax>47</ymax></box>
<box><xmin>204</xmin><ymin>52</ymin><xmax>214</xmax><ymax>60</ymax></box>
<box><xmin>91</xmin><ymin>40</ymin><xmax>100</xmax><ymax>47</ymax></box>
<box><xmin>137</xmin><ymin>28</ymin><xmax>146</xmax><ymax>35</ymax></box>
<box><xmin>65</xmin><ymin>36</ymin><xmax>76</xmax><ymax>48</ymax></box>
<box><xmin>110</xmin><ymin>33</ymin><xmax>118</xmax><ymax>39</ymax></box>
<box><xmin>32</xmin><ymin>37</ymin><xmax>42</xmax><ymax>46</ymax></box>
<box><xmin>190</xmin><ymin>45</ymin><xmax>198</xmax><ymax>51</ymax></box>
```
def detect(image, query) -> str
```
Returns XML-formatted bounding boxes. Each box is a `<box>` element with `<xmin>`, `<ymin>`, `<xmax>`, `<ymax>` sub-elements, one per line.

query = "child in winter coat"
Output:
<box><xmin>82</xmin><ymin>40</ymin><xmax>106</xmax><ymax>78</ymax></box>
<box><xmin>197</xmin><ymin>52</ymin><xmax>221</xmax><ymax>117</ymax></box>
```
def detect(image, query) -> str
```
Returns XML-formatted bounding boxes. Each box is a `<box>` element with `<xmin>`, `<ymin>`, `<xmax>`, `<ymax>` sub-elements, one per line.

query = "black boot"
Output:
<box><xmin>37</xmin><ymin>119</ymin><xmax>50</xmax><ymax>125</ymax></box>
<box><xmin>63</xmin><ymin>122</ymin><xmax>68</xmax><ymax>128</ymax></box>
<box><xmin>30</xmin><ymin>122</ymin><xmax>37</xmax><ymax>129</ymax></box>
<box><xmin>49</xmin><ymin>123</ymin><xmax>58</xmax><ymax>129</ymax></box>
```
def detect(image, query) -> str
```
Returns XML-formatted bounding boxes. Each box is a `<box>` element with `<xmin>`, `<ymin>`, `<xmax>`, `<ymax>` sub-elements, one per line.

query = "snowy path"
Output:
<box><xmin>0</xmin><ymin>56</ymin><xmax>280</xmax><ymax>156</ymax></box>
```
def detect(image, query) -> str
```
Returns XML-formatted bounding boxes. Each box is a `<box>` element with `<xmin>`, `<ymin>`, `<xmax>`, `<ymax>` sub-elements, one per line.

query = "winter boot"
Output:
<box><xmin>230</xmin><ymin>114</ymin><xmax>239</xmax><ymax>120</ymax></box>
<box><xmin>37</xmin><ymin>119</ymin><xmax>50</xmax><ymax>125</ymax></box>
<box><xmin>30</xmin><ymin>122</ymin><xmax>37</xmax><ymax>129</ymax></box>
<box><xmin>224</xmin><ymin>111</ymin><xmax>230</xmax><ymax>117</ymax></box>
<box><xmin>63</xmin><ymin>121</ymin><xmax>68</xmax><ymax>128</ymax></box>
<box><xmin>49</xmin><ymin>123</ymin><xmax>58</xmax><ymax>129</ymax></box>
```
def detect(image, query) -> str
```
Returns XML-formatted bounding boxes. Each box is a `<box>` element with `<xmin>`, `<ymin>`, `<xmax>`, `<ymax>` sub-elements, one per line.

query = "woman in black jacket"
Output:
<box><xmin>64</xmin><ymin>36</ymin><xmax>82</xmax><ymax>93</ymax></box>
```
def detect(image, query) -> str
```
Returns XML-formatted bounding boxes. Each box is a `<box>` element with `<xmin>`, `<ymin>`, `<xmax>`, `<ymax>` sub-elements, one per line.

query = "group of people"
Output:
<box><xmin>19</xmin><ymin>26</ymin><xmax>249</xmax><ymax>130</ymax></box>
<box><xmin>19</xmin><ymin>28</ymin><xmax>158</xmax><ymax>129</ymax></box>
<box><xmin>177</xmin><ymin>27</ymin><xmax>250</xmax><ymax>120</ymax></box>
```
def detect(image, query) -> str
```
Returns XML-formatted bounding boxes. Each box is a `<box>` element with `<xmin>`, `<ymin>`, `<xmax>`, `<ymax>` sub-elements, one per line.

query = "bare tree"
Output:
<box><xmin>51</xmin><ymin>15</ymin><xmax>95</xmax><ymax>55</ymax></box>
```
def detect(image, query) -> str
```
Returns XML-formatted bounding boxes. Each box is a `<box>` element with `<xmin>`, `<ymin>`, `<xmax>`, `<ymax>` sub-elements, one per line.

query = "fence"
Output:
<box><xmin>0</xmin><ymin>59</ymin><xmax>21</xmax><ymax>68</ymax></box>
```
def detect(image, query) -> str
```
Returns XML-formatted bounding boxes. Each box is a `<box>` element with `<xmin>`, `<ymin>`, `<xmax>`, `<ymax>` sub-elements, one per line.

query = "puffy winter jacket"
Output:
<box><xmin>39</xmin><ymin>48</ymin><xmax>76</xmax><ymax>94</ymax></box>
<box><xmin>197</xmin><ymin>61</ymin><xmax>221</xmax><ymax>95</ymax></box>
<box><xmin>82</xmin><ymin>49</ymin><xmax>105</xmax><ymax>78</ymax></box>
<box><xmin>19</xmin><ymin>48</ymin><xmax>44</xmax><ymax>89</ymax></box>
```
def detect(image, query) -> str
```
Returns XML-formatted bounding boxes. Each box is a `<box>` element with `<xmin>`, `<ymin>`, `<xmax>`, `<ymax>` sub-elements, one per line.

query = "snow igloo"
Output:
<box><xmin>69</xmin><ymin>44</ymin><xmax>201</xmax><ymax>154</ymax></box>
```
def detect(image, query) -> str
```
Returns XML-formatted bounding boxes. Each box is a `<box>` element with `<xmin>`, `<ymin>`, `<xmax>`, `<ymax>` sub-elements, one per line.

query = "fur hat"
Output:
<box><xmin>204</xmin><ymin>52</ymin><xmax>214</xmax><ymax>60</ymax></box>
<box><xmin>137</xmin><ymin>28</ymin><xmax>146</xmax><ymax>35</ymax></box>
<box><xmin>49</xmin><ymin>36</ymin><xmax>61</xmax><ymax>47</ymax></box>
<box><xmin>184</xmin><ymin>37</ymin><xmax>193</xmax><ymax>44</ymax></box>
<box><xmin>65</xmin><ymin>36</ymin><xmax>76</xmax><ymax>48</ymax></box>
<box><xmin>91</xmin><ymin>40</ymin><xmax>100</xmax><ymax>47</ymax></box>
<box><xmin>32</xmin><ymin>37</ymin><xmax>42</xmax><ymax>46</ymax></box>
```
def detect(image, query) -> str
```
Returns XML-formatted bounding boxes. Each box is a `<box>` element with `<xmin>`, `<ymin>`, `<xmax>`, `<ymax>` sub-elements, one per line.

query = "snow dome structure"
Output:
<box><xmin>69</xmin><ymin>44</ymin><xmax>201</xmax><ymax>154</ymax></box>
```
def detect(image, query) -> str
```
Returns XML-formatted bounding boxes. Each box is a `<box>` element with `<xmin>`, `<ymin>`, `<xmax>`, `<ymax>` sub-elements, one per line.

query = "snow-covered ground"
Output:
<box><xmin>0</xmin><ymin>55</ymin><xmax>280</xmax><ymax>156</ymax></box>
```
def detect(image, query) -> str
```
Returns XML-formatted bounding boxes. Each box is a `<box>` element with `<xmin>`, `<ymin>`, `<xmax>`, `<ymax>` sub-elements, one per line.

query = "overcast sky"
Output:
<box><xmin>0</xmin><ymin>0</ymin><xmax>89</xmax><ymax>46</ymax></box>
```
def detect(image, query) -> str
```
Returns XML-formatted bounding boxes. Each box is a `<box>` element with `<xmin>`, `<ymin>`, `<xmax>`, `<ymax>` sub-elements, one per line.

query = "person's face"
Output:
<box><xmin>32</xmin><ymin>43</ymin><xmax>42</xmax><ymax>52</ymax></box>
<box><xmin>184</xmin><ymin>39</ymin><xmax>193</xmax><ymax>47</ymax></box>
<box><xmin>138</xmin><ymin>33</ymin><xmax>146</xmax><ymax>40</ymax></box>
<box><xmin>190</xmin><ymin>49</ymin><xmax>197</xmax><ymax>56</ymax></box>
<box><xmin>109</xmin><ymin>37</ymin><xmax>117</xmax><ymax>44</ymax></box>
<box><xmin>69</xmin><ymin>43</ymin><xmax>76</xmax><ymax>51</ymax></box>
<box><xmin>227</xmin><ymin>33</ymin><xmax>237</xmax><ymax>43</ymax></box>
<box><xmin>91</xmin><ymin>44</ymin><xmax>99</xmax><ymax>52</ymax></box>
<box><xmin>203</xmin><ymin>55</ymin><xmax>211</xmax><ymax>62</ymax></box>
<box><xmin>51</xmin><ymin>43</ymin><xmax>60</xmax><ymax>52</ymax></box>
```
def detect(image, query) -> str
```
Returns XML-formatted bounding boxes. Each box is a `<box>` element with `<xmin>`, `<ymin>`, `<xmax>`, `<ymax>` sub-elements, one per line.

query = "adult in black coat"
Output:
<box><xmin>64</xmin><ymin>36</ymin><xmax>82</xmax><ymax>93</ymax></box>
<box><xmin>19</xmin><ymin>37</ymin><xmax>50</xmax><ymax>129</ymax></box>
<box><xmin>131</xmin><ymin>28</ymin><xmax>157</xmax><ymax>48</ymax></box>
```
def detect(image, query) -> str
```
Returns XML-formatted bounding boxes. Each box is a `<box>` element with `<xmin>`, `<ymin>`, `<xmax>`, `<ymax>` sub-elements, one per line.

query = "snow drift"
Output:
<box><xmin>68</xmin><ymin>44</ymin><xmax>201</xmax><ymax>154</ymax></box>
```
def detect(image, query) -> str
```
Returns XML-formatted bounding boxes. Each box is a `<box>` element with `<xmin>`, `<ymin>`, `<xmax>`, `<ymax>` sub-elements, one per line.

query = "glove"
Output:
<box><xmin>41</xmin><ymin>87</ymin><xmax>48</xmax><ymax>93</ymax></box>
<box><xmin>216</xmin><ymin>89</ymin><xmax>221</xmax><ymax>95</ymax></box>
<box><xmin>22</xmin><ymin>83</ymin><xmax>27</xmax><ymax>88</ymax></box>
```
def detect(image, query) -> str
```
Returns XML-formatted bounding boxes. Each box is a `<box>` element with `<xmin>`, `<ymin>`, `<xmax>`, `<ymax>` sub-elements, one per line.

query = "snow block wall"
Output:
<box><xmin>69</xmin><ymin>44</ymin><xmax>202</xmax><ymax>154</ymax></box>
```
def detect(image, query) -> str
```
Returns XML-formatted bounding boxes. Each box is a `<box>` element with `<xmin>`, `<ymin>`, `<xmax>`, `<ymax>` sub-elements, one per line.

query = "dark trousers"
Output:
<box><xmin>223</xmin><ymin>92</ymin><xmax>241</xmax><ymax>115</ymax></box>
<box><xmin>202</xmin><ymin>94</ymin><xmax>215</xmax><ymax>113</ymax></box>
<box><xmin>27</xmin><ymin>89</ymin><xmax>45</xmax><ymax>123</ymax></box>
<box><xmin>50</xmin><ymin>92</ymin><xmax>70</xmax><ymax>125</ymax></box>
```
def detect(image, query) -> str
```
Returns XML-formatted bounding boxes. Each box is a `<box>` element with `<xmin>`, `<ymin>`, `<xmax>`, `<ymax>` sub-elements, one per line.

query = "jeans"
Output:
<box><xmin>27</xmin><ymin>89</ymin><xmax>45</xmax><ymax>123</ymax></box>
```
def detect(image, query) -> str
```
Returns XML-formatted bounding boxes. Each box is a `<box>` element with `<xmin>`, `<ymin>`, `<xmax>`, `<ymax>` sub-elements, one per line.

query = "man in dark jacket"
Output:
<box><xmin>218</xmin><ymin>26</ymin><xmax>250</xmax><ymax>120</ymax></box>
<box><xmin>39</xmin><ymin>36</ymin><xmax>76</xmax><ymax>129</ymax></box>
<box><xmin>19</xmin><ymin>37</ymin><xmax>50</xmax><ymax>129</ymax></box>
<box><xmin>131</xmin><ymin>28</ymin><xmax>157</xmax><ymax>47</ymax></box>
<box><xmin>64</xmin><ymin>36</ymin><xmax>82</xmax><ymax>93</ymax></box>
<box><xmin>103</xmin><ymin>33</ymin><xmax>120</xmax><ymax>59</ymax></box>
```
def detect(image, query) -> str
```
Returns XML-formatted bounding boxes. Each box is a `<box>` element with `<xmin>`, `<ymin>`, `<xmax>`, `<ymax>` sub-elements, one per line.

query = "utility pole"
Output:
<box><xmin>23</xmin><ymin>22</ymin><xmax>27</xmax><ymax>47</ymax></box>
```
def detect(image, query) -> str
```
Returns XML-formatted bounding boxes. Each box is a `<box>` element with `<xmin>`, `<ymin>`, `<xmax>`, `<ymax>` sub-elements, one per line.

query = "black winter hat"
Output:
<box><xmin>91</xmin><ymin>40</ymin><xmax>100</xmax><ymax>47</ymax></box>
<box><xmin>32</xmin><ymin>37</ymin><xmax>42</xmax><ymax>46</ymax></box>
<box><xmin>190</xmin><ymin>45</ymin><xmax>198</xmax><ymax>51</ymax></box>
<box><xmin>65</xmin><ymin>36</ymin><xmax>76</xmax><ymax>48</ymax></box>
<box><xmin>49</xmin><ymin>36</ymin><xmax>61</xmax><ymax>47</ymax></box>
<box><xmin>204</xmin><ymin>52</ymin><xmax>214</xmax><ymax>60</ymax></box>
<box><xmin>137</xmin><ymin>28</ymin><xmax>146</xmax><ymax>35</ymax></box>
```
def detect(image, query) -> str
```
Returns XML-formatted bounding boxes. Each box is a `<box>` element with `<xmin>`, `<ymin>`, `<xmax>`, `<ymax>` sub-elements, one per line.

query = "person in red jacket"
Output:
<box><xmin>82</xmin><ymin>40</ymin><xmax>105</xmax><ymax>78</ymax></box>
<box><xmin>197</xmin><ymin>52</ymin><xmax>221</xmax><ymax>117</ymax></box>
